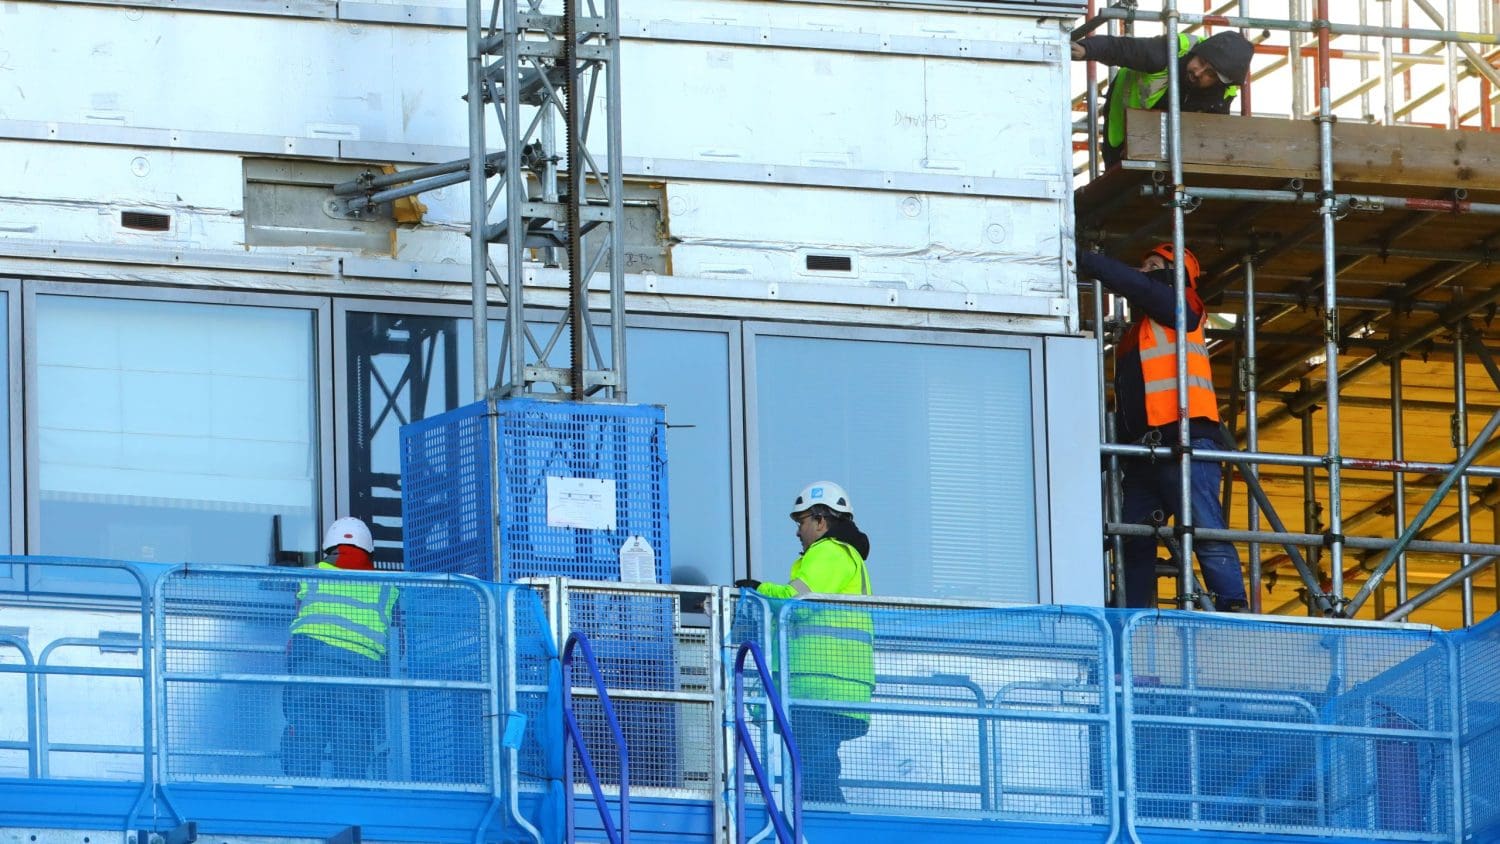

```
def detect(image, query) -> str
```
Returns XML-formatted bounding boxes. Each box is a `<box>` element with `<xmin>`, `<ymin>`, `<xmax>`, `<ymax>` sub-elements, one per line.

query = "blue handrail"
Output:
<box><xmin>733</xmin><ymin>639</ymin><xmax>801</xmax><ymax>844</ymax></box>
<box><xmin>561</xmin><ymin>631</ymin><xmax>630</xmax><ymax>844</ymax></box>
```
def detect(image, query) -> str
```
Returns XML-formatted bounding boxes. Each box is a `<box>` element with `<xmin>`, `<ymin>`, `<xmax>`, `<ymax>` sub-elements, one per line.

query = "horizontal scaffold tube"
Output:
<box><xmin>1074</xmin><ymin>7</ymin><xmax>1500</xmax><ymax>47</ymax></box>
<box><xmin>1105</xmin><ymin>522</ymin><xmax>1500</xmax><ymax>558</ymax></box>
<box><xmin>1138</xmin><ymin>185</ymin><xmax>1500</xmax><ymax>216</ymax></box>
<box><xmin>1101</xmin><ymin>442</ymin><xmax>1500</xmax><ymax>479</ymax></box>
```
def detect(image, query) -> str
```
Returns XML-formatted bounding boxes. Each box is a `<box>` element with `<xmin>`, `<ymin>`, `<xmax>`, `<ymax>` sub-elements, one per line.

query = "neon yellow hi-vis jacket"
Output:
<box><xmin>757</xmin><ymin>537</ymin><xmax>874</xmax><ymax>720</ymax></box>
<box><xmin>1106</xmin><ymin>33</ymin><xmax>1239</xmax><ymax>150</ymax></box>
<box><xmin>290</xmin><ymin>562</ymin><xmax>399</xmax><ymax>661</ymax></box>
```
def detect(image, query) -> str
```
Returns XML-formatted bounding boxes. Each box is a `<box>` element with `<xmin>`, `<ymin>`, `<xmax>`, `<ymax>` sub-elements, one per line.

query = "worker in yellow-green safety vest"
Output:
<box><xmin>1071</xmin><ymin>30</ymin><xmax>1253</xmax><ymax>167</ymax></box>
<box><xmin>281</xmin><ymin>516</ymin><xmax>400</xmax><ymax>780</ymax></box>
<box><xmin>736</xmin><ymin>480</ymin><xmax>873</xmax><ymax>803</ymax></box>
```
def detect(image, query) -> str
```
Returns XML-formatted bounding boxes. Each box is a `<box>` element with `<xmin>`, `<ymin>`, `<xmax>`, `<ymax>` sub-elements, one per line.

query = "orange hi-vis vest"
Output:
<box><xmin>1127</xmin><ymin>316</ymin><xmax>1221</xmax><ymax>427</ymax></box>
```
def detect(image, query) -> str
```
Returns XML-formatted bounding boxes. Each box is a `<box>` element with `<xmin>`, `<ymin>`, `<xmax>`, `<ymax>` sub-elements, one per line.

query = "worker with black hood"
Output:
<box><xmin>736</xmin><ymin>481</ymin><xmax>873</xmax><ymax>803</ymax></box>
<box><xmin>1071</xmin><ymin>30</ymin><xmax>1255</xmax><ymax>167</ymax></box>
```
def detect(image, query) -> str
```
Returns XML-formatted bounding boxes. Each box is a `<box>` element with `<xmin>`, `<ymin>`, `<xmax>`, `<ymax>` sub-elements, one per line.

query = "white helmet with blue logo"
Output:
<box><xmin>790</xmin><ymin>481</ymin><xmax>853</xmax><ymax>519</ymax></box>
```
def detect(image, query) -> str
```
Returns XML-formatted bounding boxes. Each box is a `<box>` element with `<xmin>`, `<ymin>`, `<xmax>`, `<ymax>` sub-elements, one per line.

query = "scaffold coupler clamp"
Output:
<box><xmin>1141</xmin><ymin>429</ymin><xmax>1163</xmax><ymax>462</ymax></box>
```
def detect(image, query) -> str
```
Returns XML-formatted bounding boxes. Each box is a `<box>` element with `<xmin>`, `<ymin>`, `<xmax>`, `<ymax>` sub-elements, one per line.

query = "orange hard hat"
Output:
<box><xmin>1145</xmin><ymin>243</ymin><xmax>1202</xmax><ymax>287</ymax></box>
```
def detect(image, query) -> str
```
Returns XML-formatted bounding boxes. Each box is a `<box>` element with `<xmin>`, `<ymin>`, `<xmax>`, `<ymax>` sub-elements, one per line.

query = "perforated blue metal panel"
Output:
<box><xmin>401</xmin><ymin>398</ymin><xmax>670</xmax><ymax>584</ymax></box>
<box><xmin>496</xmin><ymin>398</ymin><xmax>669</xmax><ymax>583</ymax></box>
<box><xmin>400</xmin><ymin>400</ymin><xmax>496</xmax><ymax>579</ymax></box>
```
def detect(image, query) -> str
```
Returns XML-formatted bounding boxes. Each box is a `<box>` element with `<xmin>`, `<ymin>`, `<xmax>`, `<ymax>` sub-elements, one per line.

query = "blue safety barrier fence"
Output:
<box><xmin>6</xmin><ymin>559</ymin><xmax>1500</xmax><ymax>844</ymax></box>
<box><xmin>731</xmin><ymin>593</ymin><xmax>1116</xmax><ymax>837</ymax></box>
<box><xmin>1455</xmin><ymin>612</ymin><xmax>1500</xmax><ymax>842</ymax></box>
<box><xmin>0</xmin><ymin>556</ymin><xmax>561</xmax><ymax>843</ymax></box>
<box><xmin>730</xmin><ymin>596</ymin><xmax>1484</xmax><ymax>843</ymax></box>
<box><xmin>1121</xmin><ymin>611</ymin><xmax>1455</xmax><ymax>842</ymax></box>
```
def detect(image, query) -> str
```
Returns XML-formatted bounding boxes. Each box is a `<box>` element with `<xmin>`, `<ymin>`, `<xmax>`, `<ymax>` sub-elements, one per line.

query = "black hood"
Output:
<box><xmin>823</xmin><ymin>517</ymin><xmax>871</xmax><ymax>561</ymax></box>
<box><xmin>1189</xmin><ymin>31</ymin><xmax>1253</xmax><ymax>86</ymax></box>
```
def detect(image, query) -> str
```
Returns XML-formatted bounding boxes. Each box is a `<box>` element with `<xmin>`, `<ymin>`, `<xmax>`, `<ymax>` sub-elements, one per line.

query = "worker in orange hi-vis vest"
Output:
<box><xmin>1078</xmin><ymin>244</ymin><xmax>1248</xmax><ymax>612</ymax></box>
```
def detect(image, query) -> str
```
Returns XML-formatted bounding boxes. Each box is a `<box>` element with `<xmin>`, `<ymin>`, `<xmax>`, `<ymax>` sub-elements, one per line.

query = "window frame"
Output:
<box><xmin>331</xmin><ymin>298</ymin><xmax>749</xmax><ymax>581</ymax></box>
<box><xmin>741</xmin><ymin>320</ymin><xmax>1053</xmax><ymax>602</ymax></box>
<box><xmin>1</xmin><ymin>279</ymin><xmax>20</xmax><ymax>557</ymax></box>
<box><xmin>21</xmin><ymin>280</ymin><xmax>334</xmax><ymax>566</ymax></box>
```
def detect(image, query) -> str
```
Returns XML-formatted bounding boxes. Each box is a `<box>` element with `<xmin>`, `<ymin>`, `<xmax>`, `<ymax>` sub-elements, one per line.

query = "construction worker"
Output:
<box><xmin>735</xmin><ymin>481</ymin><xmax>873</xmax><ymax>803</ymax></box>
<box><xmin>1071</xmin><ymin>30</ymin><xmax>1254</xmax><ymax>167</ymax></box>
<box><xmin>281</xmin><ymin>516</ymin><xmax>399</xmax><ymax>779</ymax></box>
<box><xmin>1078</xmin><ymin>245</ymin><xmax>1248</xmax><ymax>612</ymax></box>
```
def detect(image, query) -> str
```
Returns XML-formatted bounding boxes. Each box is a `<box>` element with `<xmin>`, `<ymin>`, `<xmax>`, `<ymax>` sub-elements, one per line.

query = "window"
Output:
<box><xmin>340</xmin><ymin>305</ymin><xmax>739</xmax><ymax>582</ymax></box>
<box><xmin>32</xmin><ymin>294</ymin><xmax>321</xmax><ymax>567</ymax></box>
<box><xmin>341</xmin><ymin>308</ymin><xmax>499</xmax><ymax>567</ymax></box>
<box><xmin>626</xmin><ymin>322</ymin><xmax>739</xmax><ymax>588</ymax></box>
<box><xmin>750</xmin><ymin>330</ymin><xmax>1042</xmax><ymax>602</ymax></box>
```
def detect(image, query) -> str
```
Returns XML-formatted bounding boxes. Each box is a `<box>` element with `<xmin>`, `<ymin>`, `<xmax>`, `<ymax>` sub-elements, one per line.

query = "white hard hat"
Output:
<box><xmin>790</xmin><ymin>481</ymin><xmax>852</xmax><ymax>519</ymax></box>
<box><xmin>322</xmin><ymin>517</ymin><xmax>374</xmax><ymax>553</ymax></box>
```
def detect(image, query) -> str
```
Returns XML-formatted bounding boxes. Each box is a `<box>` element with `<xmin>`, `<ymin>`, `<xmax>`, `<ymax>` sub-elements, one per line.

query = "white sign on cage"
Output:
<box><xmin>618</xmin><ymin>535</ymin><xmax>657</xmax><ymax>584</ymax></box>
<box><xmin>545</xmin><ymin>476</ymin><xmax>617</xmax><ymax>531</ymax></box>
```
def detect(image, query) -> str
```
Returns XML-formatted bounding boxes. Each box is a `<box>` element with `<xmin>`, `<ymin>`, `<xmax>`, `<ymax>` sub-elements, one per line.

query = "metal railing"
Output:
<box><xmin>733</xmin><ymin>640</ymin><xmax>801</xmax><ymax>844</ymax></box>
<box><xmin>562</xmin><ymin>630</ymin><xmax>631</xmax><ymax>844</ymax></box>
<box><xmin>1</xmin><ymin>566</ymin><xmax>1496</xmax><ymax>843</ymax></box>
<box><xmin>0</xmin><ymin>556</ymin><xmax>555</xmax><ymax>842</ymax></box>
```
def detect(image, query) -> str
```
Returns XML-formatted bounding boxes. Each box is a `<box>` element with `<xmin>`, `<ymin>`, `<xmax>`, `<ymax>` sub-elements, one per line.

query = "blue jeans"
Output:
<box><xmin>1120</xmin><ymin>436</ymin><xmax>1247</xmax><ymax>610</ymax></box>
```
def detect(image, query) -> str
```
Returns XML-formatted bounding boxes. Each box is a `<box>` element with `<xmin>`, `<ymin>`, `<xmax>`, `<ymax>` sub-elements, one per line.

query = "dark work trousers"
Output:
<box><xmin>1120</xmin><ymin>437</ymin><xmax>1247</xmax><ymax>610</ymax></box>
<box><xmin>281</xmin><ymin>634</ymin><xmax>385</xmax><ymax>779</ymax></box>
<box><xmin>790</xmin><ymin>707</ymin><xmax>870</xmax><ymax>804</ymax></box>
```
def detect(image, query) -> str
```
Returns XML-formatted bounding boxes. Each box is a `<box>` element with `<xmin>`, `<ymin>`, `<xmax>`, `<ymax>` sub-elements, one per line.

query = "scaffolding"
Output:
<box><xmin>1075</xmin><ymin>0</ymin><xmax>1500</xmax><ymax>627</ymax></box>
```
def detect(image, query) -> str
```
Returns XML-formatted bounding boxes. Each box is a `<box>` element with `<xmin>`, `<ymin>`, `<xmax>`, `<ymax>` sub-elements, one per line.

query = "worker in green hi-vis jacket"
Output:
<box><xmin>736</xmin><ymin>481</ymin><xmax>873</xmax><ymax>803</ymax></box>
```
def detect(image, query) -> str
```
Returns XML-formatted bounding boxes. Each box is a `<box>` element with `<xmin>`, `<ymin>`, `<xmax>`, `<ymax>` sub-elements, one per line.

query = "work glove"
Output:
<box><xmin>733</xmin><ymin>578</ymin><xmax>761</xmax><ymax>590</ymax></box>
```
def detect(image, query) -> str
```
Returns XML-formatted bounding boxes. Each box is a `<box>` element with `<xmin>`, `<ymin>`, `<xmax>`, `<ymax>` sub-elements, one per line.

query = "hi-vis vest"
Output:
<box><xmin>1127</xmin><ymin>316</ymin><xmax>1221</xmax><ymax>427</ymax></box>
<box><xmin>291</xmin><ymin>562</ymin><xmax>398</xmax><ymax>661</ymax></box>
<box><xmin>779</xmin><ymin>539</ymin><xmax>875</xmax><ymax>722</ymax></box>
<box><xmin>1106</xmin><ymin>33</ymin><xmax>1240</xmax><ymax>149</ymax></box>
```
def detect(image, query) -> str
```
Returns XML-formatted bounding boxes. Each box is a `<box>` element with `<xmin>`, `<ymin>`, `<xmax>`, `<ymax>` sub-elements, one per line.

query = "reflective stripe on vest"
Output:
<box><xmin>291</xmin><ymin>566</ymin><xmax>396</xmax><ymax>661</ymax></box>
<box><xmin>1105</xmin><ymin>34</ymin><xmax>1240</xmax><ymax>149</ymax></box>
<box><xmin>1131</xmin><ymin>317</ymin><xmax>1221</xmax><ymax>426</ymax></box>
<box><xmin>796</xmin><ymin>624</ymin><xmax>876</xmax><ymax>646</ymax></box>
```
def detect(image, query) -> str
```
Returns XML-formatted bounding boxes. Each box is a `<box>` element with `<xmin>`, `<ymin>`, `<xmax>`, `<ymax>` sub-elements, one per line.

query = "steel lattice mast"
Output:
<box><xmin>466</xmin><ymin>0</ymin><xmax>627</xmax><ymax>402</ymax></box>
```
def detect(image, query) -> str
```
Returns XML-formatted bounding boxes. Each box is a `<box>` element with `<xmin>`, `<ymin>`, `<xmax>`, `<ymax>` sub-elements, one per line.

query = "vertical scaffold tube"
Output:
<box><xmin>1244</xmin><ymin>254</ymin><xmax>1262</xmax><ymax>613</ymax></box>
<box><xmin>1164</xmin><ymin>0</ymin><xmax>1200</xmax><ymax>609</ymax></box>
<box><xmin>1092</xmin><ymin>0</ymin><xmax>1104</xmax><ymax>178</ymax></box>
<box><xmin>1445</xmin><ymin>0</ymin><xmax>1459</xmax><ymax>129</ymax></box>
<box><xmin>504</xmin><ymin>0</ymin><xmax>526</xmax><ymax>394</ymax></box>
<box><xmin>1381</xmin><ymin>0</ymin><xmax>1397</xmax><ymax>125</ymax></box>
<box><xmin>1456</xmin><ymin>328</ymin><xmax>1475</xmax><ymax>625</ymax></box>
<box><xmin>1316</xmin><ymin>0</ymin><xmax>1346</xmax><ymax>611</ymax></box>
<box><xmin>1391</xmin><ymin>358</ymin><xmax>1409</xmax><ymax>604</ymax></box>
<box><xmin>466</xmin><ymin>0</ymin><xmax>490</xmax><ymax>400</ymax></box>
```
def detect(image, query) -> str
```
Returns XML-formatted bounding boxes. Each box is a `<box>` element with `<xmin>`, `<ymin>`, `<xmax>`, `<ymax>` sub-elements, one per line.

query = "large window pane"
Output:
<box><xmin>0</xmin><ymin>290</ymin><xmax>9</xmax><ymax>574</ymax></box>
<box><xmin>36</xmin><ymin>296</ymin><xmax>319</xmax><ymax>565</ymax></box>
<box><xmin>628</xmin><ymin>326</ymin><xmax>735</xmax><ymax>588</ymax></box>
<box><xmin>754</xmin><ymin>335</ymin><xmax>1038</xmax><ymax>602</ymax></box>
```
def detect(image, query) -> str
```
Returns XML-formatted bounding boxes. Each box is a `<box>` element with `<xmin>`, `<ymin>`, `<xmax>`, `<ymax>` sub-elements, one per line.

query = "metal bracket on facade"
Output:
<box><xmin>134</xmin><ymin>822</ymin><xmax>198</xmax><ymax>844</ymax></box>
<box><xmin>325</xmin><ymin>827</ymin><xmax>362</xmax><ymax>844</ymax></box>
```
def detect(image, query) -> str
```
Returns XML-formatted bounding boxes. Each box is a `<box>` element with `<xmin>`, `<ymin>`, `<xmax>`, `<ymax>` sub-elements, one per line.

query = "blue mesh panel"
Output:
<box><xmin>400</xmin><ymin>398</ymin><xmax>670</xmax><ymax>584</ymax></box>
<box><xmin>567</xmin><ymin>589</ymin><xmax>682</xmax><ymax>790</ymax></box>
<box><xmin>496</xmin><ymin>399</ymin><xmax>669</xmax><ymax>583</ymax></box>
<box><xmin>401</xmin><ymin>400</ymin><xmax>496</xmax><ymax>579</ymax></box>
<box><xmin>730</xmin><ymin>596</ymin><xmax>1115</xmax><ymax>825</ymax></box>
<box><xmin>1458</xmin><ymin>615</ymin><xmax>1500</xmax><ymax>840</ymax></box>
<box><xmin>159</xmin><ymin>566</ymin><xmax>496</xmax><ymax>791</ymax></box>
<box><xmin>1122</xmin><ymin>612</ymin><xmax>1455</xmax><ymax>841</ymax></box>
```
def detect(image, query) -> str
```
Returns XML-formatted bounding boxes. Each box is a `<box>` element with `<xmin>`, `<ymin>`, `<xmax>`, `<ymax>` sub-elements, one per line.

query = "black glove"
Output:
<box><xmin>734</xmin><ymin>578</ymin><xmax>761</xmax><ymax>590</ymax></box>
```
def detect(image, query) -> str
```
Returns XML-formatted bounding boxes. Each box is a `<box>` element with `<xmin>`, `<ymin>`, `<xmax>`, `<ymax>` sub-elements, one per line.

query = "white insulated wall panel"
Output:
<box><xmin>0</xmin><ymin>6</ymin><xmax>459</xmax><ymax>144</ymax></box>
<box><xmin>0</xmin><ymin>0</ymin><xmax>1077</xmax><ymax>327</ymax></box>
